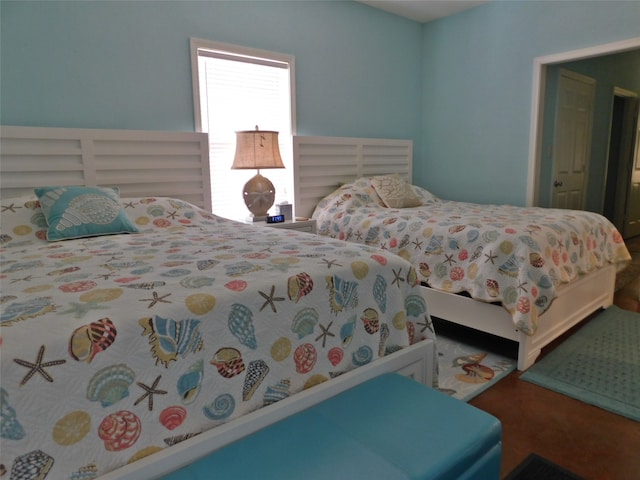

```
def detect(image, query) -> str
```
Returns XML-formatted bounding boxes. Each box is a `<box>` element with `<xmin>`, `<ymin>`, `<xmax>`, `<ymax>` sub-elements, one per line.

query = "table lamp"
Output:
<box><xmin>232</xmin><ymin>127</ymin><xmax>285</xmax><ymax>221</ymax></box>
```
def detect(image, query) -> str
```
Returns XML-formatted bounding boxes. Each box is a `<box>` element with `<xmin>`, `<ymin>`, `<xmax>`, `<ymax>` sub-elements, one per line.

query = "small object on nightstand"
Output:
<box><xmin>276</xmin><ymin>202</ymin><xmax>292</xmax><ymax>221</ymax></box>
<box><xmin>266</xmin><ymin>214</ymin><xmax>285</xmax><ymax>224</ymax></box>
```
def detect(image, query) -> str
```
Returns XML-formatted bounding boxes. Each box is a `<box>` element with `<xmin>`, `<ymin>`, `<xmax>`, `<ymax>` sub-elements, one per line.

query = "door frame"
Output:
<box><xmin>527</xmin><ymin>36</ymin><xmax>640</xmax><ymax>206</ymax></box>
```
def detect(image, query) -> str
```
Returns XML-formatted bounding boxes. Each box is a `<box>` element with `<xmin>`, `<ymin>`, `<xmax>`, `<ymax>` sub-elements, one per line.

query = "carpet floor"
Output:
<box><xmin>521</xmin><ymin>305</ymin><xmax>640</xmax><ymax>421</ymax></box>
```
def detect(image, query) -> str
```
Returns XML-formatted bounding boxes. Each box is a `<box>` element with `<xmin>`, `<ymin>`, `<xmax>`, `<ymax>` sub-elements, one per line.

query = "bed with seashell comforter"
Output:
<box><xmin>0</xmin><ymin>193</ymin><xmax>436</xmax><ymax>479</ymax></box>
<box><xmin>310</xmin><ymin>175</ymin><xmax>632</xmax><ymax>370</ymax></box>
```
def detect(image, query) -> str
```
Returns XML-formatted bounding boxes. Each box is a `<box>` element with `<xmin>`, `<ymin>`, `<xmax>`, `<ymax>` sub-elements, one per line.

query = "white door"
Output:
<box><xmin>551</xmin><ymin>70</ymin><xmax>596</xmax><ymax>209</ymax></box>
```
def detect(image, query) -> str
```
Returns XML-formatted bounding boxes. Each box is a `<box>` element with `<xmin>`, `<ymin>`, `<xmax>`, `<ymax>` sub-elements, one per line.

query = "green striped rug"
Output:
<box><xmin>521</xmin><ymin>306</ymin><xmax>640</xmax><ymax>421</ymax></box>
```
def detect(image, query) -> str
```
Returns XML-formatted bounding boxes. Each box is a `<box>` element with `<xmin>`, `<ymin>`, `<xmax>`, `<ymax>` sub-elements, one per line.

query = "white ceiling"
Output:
<box><xmin>358</xmin><ymin>0</ymin><xmax>490</xmax><ymax>23</ymax></box>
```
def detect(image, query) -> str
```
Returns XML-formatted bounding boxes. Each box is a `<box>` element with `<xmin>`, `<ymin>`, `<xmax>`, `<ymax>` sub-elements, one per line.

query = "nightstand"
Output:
<box><xmin>263</xmin><ymin>219</ymin><xmax>316</xmax><ymax>234</ymax></box>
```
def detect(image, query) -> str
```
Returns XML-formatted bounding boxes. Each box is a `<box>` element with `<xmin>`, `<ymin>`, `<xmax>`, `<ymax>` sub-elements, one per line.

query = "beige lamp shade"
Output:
<box><xmin>232</xmin><ymin>128</ymin><xmax>285</xmax><ymax>220</ymax></box>
<box><xmin>231</xmin><ymin>129</ymin><xmax>284</xmax><ymax>170</ymax></box>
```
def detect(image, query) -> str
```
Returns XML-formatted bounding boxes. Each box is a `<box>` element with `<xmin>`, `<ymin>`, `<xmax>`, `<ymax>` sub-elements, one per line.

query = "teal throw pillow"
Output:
<box><xmin>34</xmin><ymin>186</ymin><xmax>139</xmax><ymax>241</ymax></box>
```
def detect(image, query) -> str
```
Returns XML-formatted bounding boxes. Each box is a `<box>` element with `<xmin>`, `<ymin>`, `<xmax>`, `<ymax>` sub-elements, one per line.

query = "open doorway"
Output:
<box><xmin>527</xmin><ymin>37</ymin><xmax>640</xmax><ymax>215</ymax></box>
<box><xmin>604</xmin><ymin>90</ymin><xmax>640</xmax><ymax>237</ymax></box>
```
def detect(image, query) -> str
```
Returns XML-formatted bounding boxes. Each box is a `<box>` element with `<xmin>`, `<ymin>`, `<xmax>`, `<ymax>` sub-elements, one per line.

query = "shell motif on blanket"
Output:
<box><xmin>1</xmin><ymin>388</ymin><xmax>25</xmax><ymax>441</ymax></box>
<box><xmin>0</xmin><ymin>296</ymin><xmax>56</xmax><ymax>325</ymax></box>
<box><xmin>228</xmin><ymin>304</ymin><xmax>257</xmax><ymax>349</ymax></box>
<box><xmin>139</xmin><ymin>316</ymin><xmax>204</xmax><ymax>367</ymax></box>
<box><xmin>53</xmin><ymin>192</ymin><xmax>121</xmax><ymax>231</ymax></box>
<box><xmin>291</xmin><ymin>307</ymin><xmax>319</xmax><ymax>339</ymax></box>
<box><xmin>86</xmin><ymin>363</ymin><xmax>135</xmax><ymax>407</ymax></box>
<box><xmin>326</xmin><ymin>275</ymin><xmax>359</xmax><ymax>315</ymax></box>
<box><xmin>69</xmin><ymin>317</ymin><xmax>117</xmax><ymax>363</ymax></box>
<box><xmin>372</xmin><ymin>275</ymin><xmax>387</xmax><ymax>313</ymax></box>
<box><xmin>177</xmin><ymin>359</ymin><xmax>204</xmax><ymax>404</ymax></box>
<box><xmin>98</xmin><ymin>410</ymin><xmax>141</xmax><ymax>452</ymax></box>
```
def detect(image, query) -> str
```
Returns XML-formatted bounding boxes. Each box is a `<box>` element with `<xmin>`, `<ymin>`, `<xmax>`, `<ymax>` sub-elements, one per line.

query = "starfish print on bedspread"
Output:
<box><xmin>315</xmin><ymin>321</ymin><xmax>335</xmax><ymax>348</ymax></box>
<box><xmin>13</xmin><ymin>345</ymin><xmax>66</xmax><ymax>386</ymax></box>
<box><xmin>322</xmin><ymin>259</ymin><xmax>343</xmax><ymax>269</ymax></box>
<box><xmin>134</xmin><ymin>375</ymin><xmax>167</xmax><ymax>411</ymax></box>
<box><xmin>484</xmin><ymin>250</ymin><xmax>498</xmax><ymax>264</ymax></box>
<box><xmin>96</xmin><ymin>272</ymin><xmax>118</xmax><ymax>280</ymax></box>
<box><xmin>259</xmin><ymin>285</ymin><xmax>285</xmax><ymax>313</ymax></box>
<box><xmin>1</xmin><ymin>203</ymin><xmax>22</xmax><ymax>213</ymax></box>
<box><xmin>10</xmin><ymin>275</ymin><xmax>36</xmax><ymax>284</ymax></box>
<box><xmin>416</xmin><ymin>315</ymin><xmax>434</xmax><ymax>334</ymax></box>
<box><xmin>60</xmin><ymin>301</ymin><xmax>110</xmax><ymax>319</ymax></box>
<box><xmin>267</xmin><ymin>261</ymin><xmax>298</xmax><ymax>274</ymax></box>
<box><xmin>140</xmin><ymin>291</ymin><xmax>172</xmax><ymax>309</ymax></box>
<box><xmin>392</xmin><ymin>268</ymin><xmax>405</xmax><ymax>287</ymax></box>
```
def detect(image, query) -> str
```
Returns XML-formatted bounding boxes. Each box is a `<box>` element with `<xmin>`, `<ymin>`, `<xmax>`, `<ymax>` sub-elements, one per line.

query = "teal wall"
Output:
<box><xmin>0</xmin><ymin>0</ymin><xmax>422</xmax><ymax>140</ymax></box>
<box><xmin>420</xmin><ymin>0</ymin><xmax>640</xmax><ymax>205</ymax></box>
<box><xmin>539</xmin><ymin>50</ymin><xmax>640</xmax><ymax>211</ymax></box>
<box><xmin>2</xmin><ymin>0</ymin><xmax>640</xmax><ymax>207</ymax></box>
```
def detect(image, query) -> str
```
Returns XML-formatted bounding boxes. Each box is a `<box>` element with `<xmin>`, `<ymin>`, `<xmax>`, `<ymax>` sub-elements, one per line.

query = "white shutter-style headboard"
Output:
<box><xmin>0</xmin><ymin>126</ymin><xmax>211</xmax><ymax>210</ymax></box>
<box><xmin>293</xmin><ymin>135</ymin><xmax>413</xmax><ymax>219</ymax></box>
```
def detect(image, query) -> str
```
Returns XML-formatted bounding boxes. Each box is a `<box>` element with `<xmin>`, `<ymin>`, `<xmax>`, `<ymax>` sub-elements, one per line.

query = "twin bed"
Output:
<box><xmin>0</xmin><ymin>126</ymin><xmax>630</xmax><ymax>479</ymax></box>
<box><xmin>0</xmin><ymin>126</ymin><xmax>435</xmax><ymax>479</ymax></box>
<box><xmin>293</xmin><ymin>136</ymin><xmax>631</xmax><ymax>371</ymax></box>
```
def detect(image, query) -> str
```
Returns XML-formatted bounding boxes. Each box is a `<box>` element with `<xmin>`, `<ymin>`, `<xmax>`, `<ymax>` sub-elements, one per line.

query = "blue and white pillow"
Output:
<box><xmin>34</xmin><ymin>186</ymin><xmax>139</xmax><ymax>241</ymax></box>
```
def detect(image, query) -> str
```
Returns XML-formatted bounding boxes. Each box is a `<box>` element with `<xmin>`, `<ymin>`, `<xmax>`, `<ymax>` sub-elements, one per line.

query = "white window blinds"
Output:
<box><xmin>192</xmin><ymin>40</ymin><xmax>295</xmax><ymax>221</ymax></box>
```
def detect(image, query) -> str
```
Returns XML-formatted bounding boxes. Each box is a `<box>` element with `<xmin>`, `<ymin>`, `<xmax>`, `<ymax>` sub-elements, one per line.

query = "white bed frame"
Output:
<box><xmin>293</xmin><ymin>135</ymin><xmax>617</xmax><ymax>371</ymax></box>
<box><xmin>0</xmin><ymin>125</ymin><xmax>435</xmax><ymax>479</ymax></box>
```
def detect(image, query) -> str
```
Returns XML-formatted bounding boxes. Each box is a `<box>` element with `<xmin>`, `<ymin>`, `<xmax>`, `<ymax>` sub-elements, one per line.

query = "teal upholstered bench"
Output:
<box><xmin>160</xmin><ymin>373</ymin><xmax>502</xmax><ymax>480</ymax></box>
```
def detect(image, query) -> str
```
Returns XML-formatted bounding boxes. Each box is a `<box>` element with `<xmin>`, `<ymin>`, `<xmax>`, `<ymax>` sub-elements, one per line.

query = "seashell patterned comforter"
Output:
<box><xmin>0</xmin><ymin>196</ymin><xmax>436</xmax><ymax>479</ymax></box>
<box><xmin>313</xmin><ymin>178</ymin><xmax>631</xmax><ymax>335</ymax></box>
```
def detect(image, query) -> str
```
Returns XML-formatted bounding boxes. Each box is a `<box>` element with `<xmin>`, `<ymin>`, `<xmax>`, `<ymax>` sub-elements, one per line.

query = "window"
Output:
<box><xmin>191</xmin><ymin>38</ymin><xmax>296</xmax><ymax>220</ymax></box>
